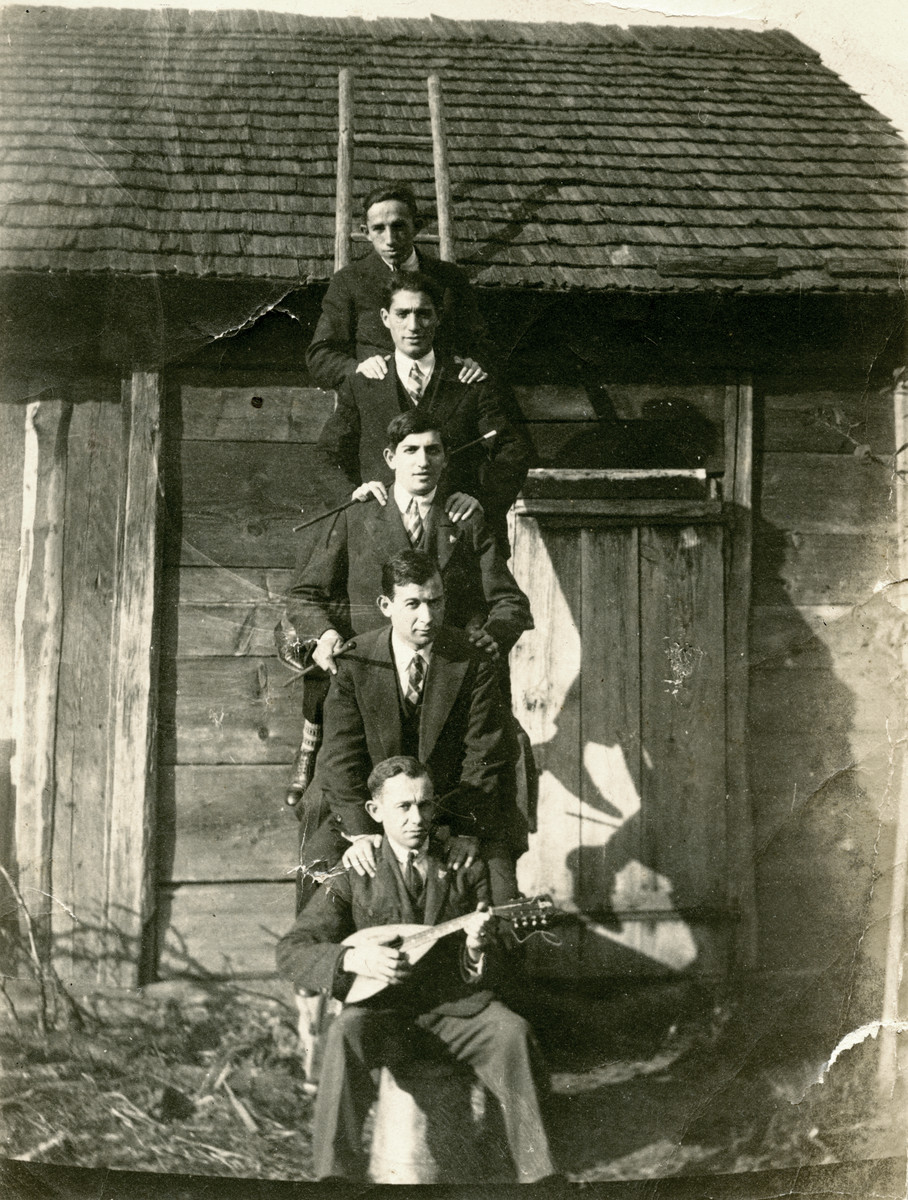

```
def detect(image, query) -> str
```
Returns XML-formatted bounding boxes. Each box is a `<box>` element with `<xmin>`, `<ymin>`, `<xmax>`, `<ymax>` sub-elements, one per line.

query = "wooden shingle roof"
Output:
<box><xmin>1</xmin><ymin>6</ymin><xmax>905</xmax><ymax>292</ymax></box>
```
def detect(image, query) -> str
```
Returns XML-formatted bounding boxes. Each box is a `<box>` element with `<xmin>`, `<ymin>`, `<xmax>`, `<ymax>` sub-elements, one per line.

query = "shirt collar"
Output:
<box><xmin>393</xmin><ymin>481</ymin><xmax>437</xmax><ymax>514</ymax></box>
<box><xmin>390</xmin><ymin>630</ymin><xmax>432</xmax><ymax>672</ymax></box>
<box><xmin>380</xmin><ymin>248</ymin><xmax>419</xmax><ymax>272</ymax></box>
<box><xmin>395</xmin><ymin>346</ymin><xmax>436</xmax><ymax>382</ymax></box>
<box><xmin>387</xmin><ymin>836</ymin><xmax>430</xmax><ymax>868</ymax></box>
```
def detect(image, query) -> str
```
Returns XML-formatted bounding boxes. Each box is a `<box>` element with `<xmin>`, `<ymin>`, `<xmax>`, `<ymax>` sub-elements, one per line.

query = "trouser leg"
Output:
<box><xmin>418</xmin><ymin>1001</ymin><xmax>557</xmax><ymax>1183</ymax></box>
<box><xmin>312</xmin><ymin>1006</ymin><xmax>400</xmax><ymax>1180</ymax></box>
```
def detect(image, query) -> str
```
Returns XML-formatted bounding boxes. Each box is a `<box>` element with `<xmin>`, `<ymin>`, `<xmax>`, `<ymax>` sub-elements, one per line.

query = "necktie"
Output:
<box><xmin>403</xmin><ymin>850</ymin><xmax>422</xmax><ymax>897</ymax></box>
<box><xmin>405</xmin><ymin>652</ymin><xmax>426</xmax><ymax>711</ymax></box>
<box><xmin>407</xmin><ymin>361</ymin><xmax>424</xmax><ymax>403</ymax></box>
<box><xmin>404</xmin><ymin>497</ymin><xmax>424</xmax><ymax>547</ymax></box>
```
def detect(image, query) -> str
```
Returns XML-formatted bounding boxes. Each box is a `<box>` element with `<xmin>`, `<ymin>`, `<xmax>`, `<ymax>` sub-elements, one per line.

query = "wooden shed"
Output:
<box><xmin>0</xmin><ymin>9</ymin><xmax>905</xmax><ymax>1020</ymax></box>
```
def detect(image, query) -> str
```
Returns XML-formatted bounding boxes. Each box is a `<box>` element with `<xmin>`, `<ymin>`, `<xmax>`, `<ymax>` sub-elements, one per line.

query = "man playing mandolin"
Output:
<box><xmin>276</xmin><ymin>755</ymin><xmax>558</xmax><ymax>1184</ymax></box>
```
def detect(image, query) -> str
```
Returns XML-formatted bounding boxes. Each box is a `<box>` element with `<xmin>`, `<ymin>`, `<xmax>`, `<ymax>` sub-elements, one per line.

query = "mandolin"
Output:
<box><xmin>341</xmin><ymin>895</ymin><xmax>555</xmax><ymax>1004</ymax></box>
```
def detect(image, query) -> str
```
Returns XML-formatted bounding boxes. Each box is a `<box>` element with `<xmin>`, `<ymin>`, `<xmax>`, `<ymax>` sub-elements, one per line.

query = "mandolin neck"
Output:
<box><xmin>402</xmin><ymin>904</ymin><xmax>511</xmax><ymax>955</ymax></box>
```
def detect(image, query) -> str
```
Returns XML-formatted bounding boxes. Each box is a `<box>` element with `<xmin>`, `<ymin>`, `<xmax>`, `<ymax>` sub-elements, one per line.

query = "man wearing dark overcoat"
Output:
<box><xmin>276</xmin><ymin>754</ymin><xmax>557</xmax><ymax>1184</ymax></box>
<box><xmin>305</xmin><ymin>181</ymin><xmax>494</xmax><ymax>392</ymax></box>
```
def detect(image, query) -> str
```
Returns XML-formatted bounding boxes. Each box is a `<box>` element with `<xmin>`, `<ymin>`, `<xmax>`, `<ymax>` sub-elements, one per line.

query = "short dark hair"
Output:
<box><xmin>382</xmin><ymin>270</ymin><xmax>443</xmax><ymax>315</ymax></box>
<box><xmin>367</xmin><ymin>754</ymin><xmax>432</xmax><ymax>800</ymax></box>
<box><xmin>362</xmin><ymin>182</ymin><xmax>419</xmax><ymax>223</ymax></box>
<box><xmin>386</xmin><ymin>409</ymin><xmax>447</xmax><ymax>452</ymax></box>
<box><xmin>380</xmin><ymin>549</ymin><xmax>442</xmax><ymax>600</ymax></box>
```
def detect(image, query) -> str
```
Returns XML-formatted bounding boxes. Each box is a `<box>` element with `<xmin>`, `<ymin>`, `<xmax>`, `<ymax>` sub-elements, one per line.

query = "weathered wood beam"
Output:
<box><xmin>12</xmin><ymin>393</ymin><xmax>72</xmax><ymax>952</ymax></box>
<box><xmin>101</xmin><ymin>372</ymin><xmax>162</xmax><ymax>986</ymax></box>
<box><xmin>428</xmin><ymin>75</ymin><xmax>455</xmax><ymax>263</ymax></box>
<box><xmin>878</xmin><ymin>371</ymin><xmax>908</xmax><ymax>1093</ymax></box>
<box><xmin>724</xmin><ymin>377</ymin><xmax>758</xmax><ymax>969</ymax></box>
<box><xmin>334</xmin><ymin>67</ymin><xmax>354</xmax><ymax>273</ymax></box>
<box><xmin>0</xmin><ymin>403</ymin><xmax>26</xmax><ymax>943</ymax></box>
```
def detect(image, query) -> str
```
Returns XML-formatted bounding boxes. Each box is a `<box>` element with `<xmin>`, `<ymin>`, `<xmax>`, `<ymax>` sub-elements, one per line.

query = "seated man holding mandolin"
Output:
<box><xmin>276</xmin><ymin>755</ymin><xmax>557</xmax><ymax>1184</ymax></box>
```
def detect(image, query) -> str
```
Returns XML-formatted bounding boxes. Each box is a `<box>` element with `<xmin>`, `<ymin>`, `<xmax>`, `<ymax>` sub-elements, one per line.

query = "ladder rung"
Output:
<box><xmin>351</xmin><ymin>231</ymin><xmax>440</xmax><ymax>243</ymax></box>
<box><xmin>354</xmin><ymin>133</ymin><xmax>434</xmax><ymax>147</ymax></box>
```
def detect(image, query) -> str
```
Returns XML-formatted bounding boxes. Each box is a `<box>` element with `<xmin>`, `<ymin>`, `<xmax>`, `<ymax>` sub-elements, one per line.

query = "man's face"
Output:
<box><xmin>380</xmin><ymin>288</ymin><xmax>438</xmax><ymax>361</ymax></box>
<box><xmin>378</xmin><ymin>573</ymin><xmax>445</xmax><ymax>649</ymax></box>
<box><xmin>362</xmin><ymin>199</ymin><xmax>417</xmax><ymax>268</ymax></box>
<box><xmin>366</xmin><ymin>772</ymin><xmax>436</xmax><ymax>851</ymax></box>
<box><xmin>383</xmin><ymin>431</ymin><xmax>446</xmax><ymax>496</ymax></box>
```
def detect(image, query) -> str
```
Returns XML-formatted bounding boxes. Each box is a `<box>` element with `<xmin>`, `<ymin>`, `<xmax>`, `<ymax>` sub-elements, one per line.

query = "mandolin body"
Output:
<box><xmin>341</xmin><ymin>924</ymin><xmax>439</xmax><ymax>1004</ymax></box>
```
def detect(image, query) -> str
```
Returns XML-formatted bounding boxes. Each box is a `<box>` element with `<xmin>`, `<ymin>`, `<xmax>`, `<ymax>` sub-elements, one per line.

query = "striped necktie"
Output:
<box><xmin>405</xmin><ymin>652</ymin><xmax>426</xmax><ymax>711</ymax></box>
<box><xmin>404</xmin><ymin>497</ymin><xmax>424</xmax><ymax>547</ymax></box>
<box><xmin>407</xmin><ymin>361</ymin><xmax>424</xmax><ymax>404</ymax></box>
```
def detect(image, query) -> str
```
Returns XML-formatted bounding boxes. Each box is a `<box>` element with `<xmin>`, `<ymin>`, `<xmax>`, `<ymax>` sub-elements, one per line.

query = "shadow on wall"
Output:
<box><xmin>513</xmin><ymin>512</ymin><xmax>886</xmax><ymax>991</ymax></box>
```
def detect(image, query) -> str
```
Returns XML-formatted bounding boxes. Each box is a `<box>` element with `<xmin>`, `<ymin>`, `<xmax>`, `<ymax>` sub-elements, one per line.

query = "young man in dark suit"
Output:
<box><xmin>317</xmin><ymin>269</ymin><xmax>530</xmax><ymax>547</ymax></box>
<box><xmin>276</xmin><ymin>755</ymin><xmax>557</xmax><ymax>1184</ymax></box>
<box><xmin>306</xmin><ymin>182</ymin><xmax>494</xmax><ymax>392</ymax></box>
<box><xmin>288</xmin><ymin>408</ymin><xmax>533</xmax><ymax>680</ymax></box>
<box><xmin>296</xmin><ymin>548</ymin><xmax>519</xmax><ymax>907</ymax></box>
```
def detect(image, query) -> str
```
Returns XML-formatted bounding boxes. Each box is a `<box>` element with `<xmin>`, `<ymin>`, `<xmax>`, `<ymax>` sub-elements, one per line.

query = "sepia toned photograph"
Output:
<box><xmin>0</xmin><ymin>1</ymin><xmax>905</xmax><ymax>1195</ymax></box>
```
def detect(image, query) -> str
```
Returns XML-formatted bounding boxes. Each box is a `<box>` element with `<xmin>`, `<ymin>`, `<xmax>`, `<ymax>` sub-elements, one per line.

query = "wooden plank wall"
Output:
<box><xmin>749</xmin><ymin>376</ymin><xmax>904</xmax><ymax>993</ymax></box>
<box><xmin>156</xmin><ymin>375</ymin><xmax>334</xmax><ymax>978</ymax></box>
<box><xmin>511</xmin><ymin>514</ymin><xmax>731</xmax><ymax>979</ymax></box>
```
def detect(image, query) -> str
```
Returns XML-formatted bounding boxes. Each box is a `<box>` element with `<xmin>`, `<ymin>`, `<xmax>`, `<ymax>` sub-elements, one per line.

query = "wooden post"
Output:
<box><xmin>724</xmin><ymin>377</ymin><xmax>758</xmax><ymax>968</ymax></box>
<box><xmin>0</xmin><ymin>401</ymin><xmax>26</xmax><ymax>942</ymax></box>
<box><xmin>12</xmin><ymin>393</ymin><xmax>72</xmax><ymax>952</ymax></box>
<box><xmin>101</xmin><ymin>372</ymin><xmax>162</xmax><ymax>986</ymax></box>
<box><xmin>334</xmin><ymin>68</ymin><xmax>354</xmax><ymax>273</ymax></box>
<box><xmin>428</xmin><ymin>75</ymin><xmax>455</xmax><ymax>262</ymax></box>
<box><xmin>878</xmin><ymin>371</ymin><xmax>908</xmax><ymax>1093</ymax></box>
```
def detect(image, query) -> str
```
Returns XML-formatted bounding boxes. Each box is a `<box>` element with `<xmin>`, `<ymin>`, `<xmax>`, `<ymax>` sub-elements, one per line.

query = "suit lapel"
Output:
<box><xmin>357</xmin><ymin>631</ymin><xmax>402</xmax><ymax>761</ymax></box>
<box><xmin>428</xmin><ymin>501</ymin><xmax>462</xmax><ymax>572</ymax></box>
<box><xmin>375</xmin><ymin>490</ymin><xmax>413</xmax><ymax>554</ymax></box>
<box><xmin>419</xmin><ymin>629</ymin><xmax>469</xmax><ymax>763</ymax></box>
<box><xmin>377</xmin><ymin>839</ymin><xmax>419</xmax><ymax>923</ymax></box>
<box><xmin>423</xmin><ymin>846</ymin><xmax>452</xmax><ymax>927</ymax></box>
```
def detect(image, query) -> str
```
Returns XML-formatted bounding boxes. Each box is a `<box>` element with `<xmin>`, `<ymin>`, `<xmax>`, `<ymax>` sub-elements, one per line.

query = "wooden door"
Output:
<box><xmin>155</xmin><ymin>372</ymin><xmax>333</xmax><ymax>978</ymax></box>
<box><xmin>510</xmin><ymin>474</ymin><xmax>748</xmax><ymax>978</ymax></box>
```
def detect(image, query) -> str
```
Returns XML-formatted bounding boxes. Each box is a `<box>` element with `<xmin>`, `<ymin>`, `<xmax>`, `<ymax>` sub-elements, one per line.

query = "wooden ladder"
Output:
<box><xmin>333</xmin><ymin>69</ymin><xmax>455</xmax><ymax>271</ymax></box>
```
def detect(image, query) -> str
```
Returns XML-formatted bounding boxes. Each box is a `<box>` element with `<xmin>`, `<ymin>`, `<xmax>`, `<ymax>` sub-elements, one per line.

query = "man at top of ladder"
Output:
<box><xmin>306</xmin><ymin>182</ymin><xmax>497</xmax><ymax>392</ymax></box>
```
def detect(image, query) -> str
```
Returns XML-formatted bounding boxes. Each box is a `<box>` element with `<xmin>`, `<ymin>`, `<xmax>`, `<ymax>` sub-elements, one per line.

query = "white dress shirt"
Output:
<box><xmin>390</xmin><ymin>632</ymin><xmax>432</xmax><ymax>699</ymax></box>
<box><xmin>394</xmin><ymin>347</ymin><xmax>436</xmax><ymax>398</ymax></box>
<box><xmin>380</xmin><ymin>248</ymin><xmax>419</xmax><ymax>273</ymax></box>
<box><xmin>393</xmin><ymin>482</ymin><xmax>437</xmax><ymax>525</ymax></box>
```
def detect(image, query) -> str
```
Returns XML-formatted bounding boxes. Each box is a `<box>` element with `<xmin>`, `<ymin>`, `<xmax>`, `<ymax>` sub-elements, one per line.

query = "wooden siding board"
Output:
<box><xmin>11</xmin><ymin>395</ymin><xmax>72</xmax><ymax>946</ymax></box>
<box><xmin>171</xmin><ymin>442</ymin><xmax>332</xmax><ymax>570</ymax></box>
<box><xmin>102</xmin><ymin>372</ymin><xmax>162</xmax><ymax>986</ymax></box>
<box><xmin>158</xmin><ymin>656</ymin><xmax>301</xmax><ymax>765</ymax></box>
<box><xmin>157</xmin><ymin>881</ymin><xmax>293</xmax><ymax>978</ymax></box>
<box><xmin>578</xmin><ymin>527</ymin><xmax>641</xmax><ymax>916</ymax></box>
<box><xmin>639</xmin><ymin>524</ymin><xmax>727</xmax><ymax>911</ymax></box>
<box><xmin>52</xmin><ymin>396</ymin><xmax>123</xmax><ymax>978</ymax></box>
<box><xmin>761</xmin><ymin>452</ymin><xmax>895</xmax><ymax>533</ymax></box>
<box><xmin>511</xmin><ymin>518</ymin><xmax>583</xmax><ymax>976</ymax></box>
<box><xmin>159</xmin><ymin>764</ymin><xmax>296</xmax><ymax>883</ymax></box>
<box><xmin>752</xmin><ymin>530</ymin><xmax>896</xmax><ymax>606</ymax></box>
<box><xmin>0</xmin><ymin>402</ymin><xmax>25</xmax><ymax>921</ymax></box>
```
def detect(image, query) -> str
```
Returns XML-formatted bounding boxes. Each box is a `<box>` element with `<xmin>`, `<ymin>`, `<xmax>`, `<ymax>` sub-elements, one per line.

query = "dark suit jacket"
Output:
<box><xmin>305</xmin><ymin>250</ymin><xmax>494</xmax><ymax>391</ymax></box>
<box><xmin>316</xmin><ymin>354</ymin><xmax>530</xmax><ymax>530</ymax></box>
<box><xmin>276</xmin><ymin>838</ymin><xmax>504</xmax><ymax>1016</ymax></box>
<box><xmin>286</xmin><ymin>491</ymin><xmax>533</xmax><ymax>655</ymax></box>
<box><xmin>304</xmin><ymin>625</ymin><xmax>514</xmax><ymax>842</ymax></box>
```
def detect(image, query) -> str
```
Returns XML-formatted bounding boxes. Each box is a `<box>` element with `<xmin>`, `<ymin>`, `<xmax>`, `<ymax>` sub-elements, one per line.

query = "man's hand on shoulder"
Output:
<box><xmin>355</xmin><ymin>354</ymin><xmax>391</xmax><ymax>380</ymax></box>
<box><xmin>465</xmin><ymin>624</ymin><xmax>500</xmax><ymax>662</ymax></box>
<box><xmin>445</xmin><ymin>491</ymin><xmax>482</xmax><ymax>523</ymax></box>
<box><xmin>454</xmin><ymin>357</ymin><xmax>488</xmax><ymax>385</ymax></box>
<box><xmin>312</xmin><ymin>629</ymin><xmax>355</xmax><ymax>675</ymax></box>
<box><xmin>444</xmin><ymin>835</ymin><xmax>480</xmax><ymax>873</ymax></box>
<box><xmin>351</xmin><ymin>480</ymin><xmax>388</xmax><ymax>506</ymax></box>
<box><xmin>341</xmin><ymin>833</ymin><xmax>383</xmax><ymax>877</ymax></box>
